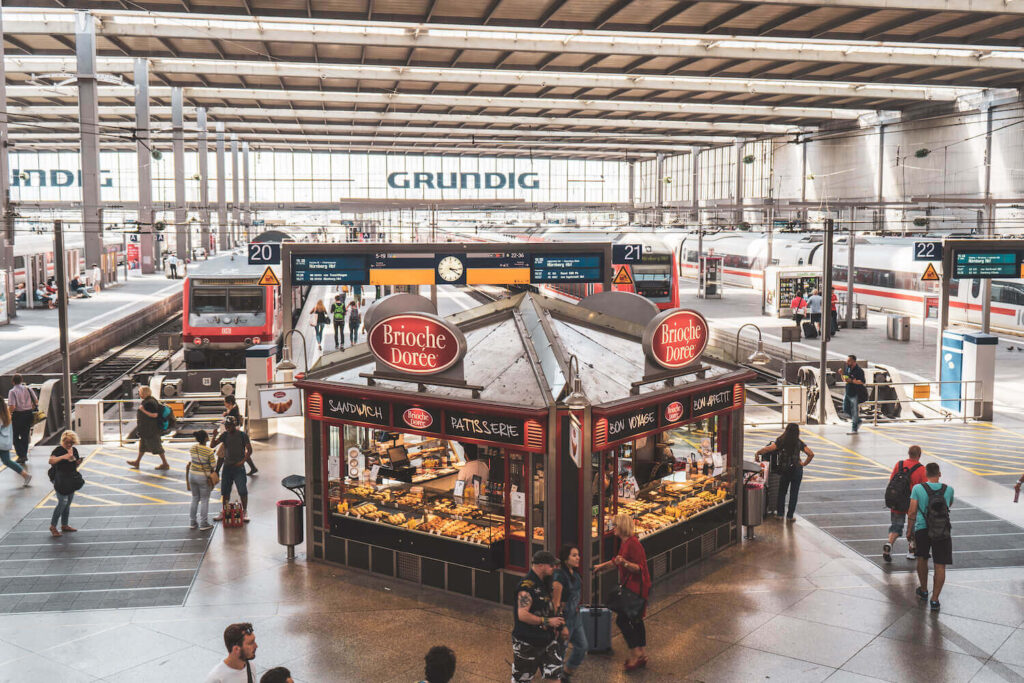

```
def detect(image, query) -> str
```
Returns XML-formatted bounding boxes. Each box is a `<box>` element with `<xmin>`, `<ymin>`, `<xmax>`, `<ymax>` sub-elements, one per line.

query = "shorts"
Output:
<box><xmin>221</xmin><ymin>465</ymin><xmax>248</xmax><ymax>499</ymax></box>
<box><xmin>511</xmin><ymin>637</ymin><xmax>562</xmax><ymax>682</ymax></box>
<box><xmin>810</xmin><ymin>312</ymin><xmax>822</xmax><ymax>324</ymax></box>
<box><xmin>914</xmin><ymin>528</ymin><xmax>953</xmax><ymax>565</ymax></box>
<box><xmin>888</xmin><ymin>511</ymin><xmax>906</xmax><ymax>535</ymax></box>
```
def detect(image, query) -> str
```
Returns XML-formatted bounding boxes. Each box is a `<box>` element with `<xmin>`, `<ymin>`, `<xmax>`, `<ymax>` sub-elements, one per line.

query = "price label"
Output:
<box><xmin>453</xmin><ymin>480</ymin><xmax>466</xmax><ymax>498</ymax></box>
<box><xmin>370</xmin><ymin>464</ymin><xmax>380</xmax><ymax>482</ymax></box>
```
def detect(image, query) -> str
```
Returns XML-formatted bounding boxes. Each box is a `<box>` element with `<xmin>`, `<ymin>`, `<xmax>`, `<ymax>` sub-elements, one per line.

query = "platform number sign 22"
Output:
<box><xmin>248</xmin><ymin>242</ymin><xmax>281</xmax><ymax>265</ymax></box>
<box><xmin>913</xmin><ymin>241</ymin><xmax>942</xmax><ymax>262</ymax></box>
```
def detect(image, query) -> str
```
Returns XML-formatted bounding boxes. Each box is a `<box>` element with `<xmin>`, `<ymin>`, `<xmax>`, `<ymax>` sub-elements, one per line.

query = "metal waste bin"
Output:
<box><xmin>277</xmin><ymin>499</ymin><xmax>304</xmax><ymax>560</ymax></box>
<box><xmin>743</xmin><ymin>485</ymin><xmax>765</xmax><ymax>527</ymax></box>
<box><xmin>886</xmin><ymin>314</ymin><xmax>910</xmax><ymax>342</ymax></box>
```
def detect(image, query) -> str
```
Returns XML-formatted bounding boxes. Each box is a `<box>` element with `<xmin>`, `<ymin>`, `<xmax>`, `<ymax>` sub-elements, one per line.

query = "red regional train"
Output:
<box><xmin>182</xmin><ymin>231</ymin><xmax>302</xmax><ymax>368</ymax></box>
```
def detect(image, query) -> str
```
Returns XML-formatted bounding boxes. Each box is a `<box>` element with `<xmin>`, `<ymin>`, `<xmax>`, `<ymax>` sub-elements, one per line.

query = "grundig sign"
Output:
<box><xmin>387</xmin><ymin>172</ymin><xmax>540</xmax><ymax>190</ymax></box>
<box><xmin>643</xmin><ymin>309</ymin><xmax>710</xmax><ymax>370</ymax></box>
<box><xmin>367</xmin><ymin>313</ymin><xmax>467</xmax><ymax>375</ymax></box>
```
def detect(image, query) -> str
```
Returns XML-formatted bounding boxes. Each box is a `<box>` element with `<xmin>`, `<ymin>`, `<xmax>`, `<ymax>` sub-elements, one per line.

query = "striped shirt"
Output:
<box><xmin>7</xmin><ymin>385</ymin><xmax>36</xmax><ymax>412</ymax></box>
<box><xmin>189</xmin><ymin>444</ymin><xmax>216</xmax><ymax>475</ymax></box>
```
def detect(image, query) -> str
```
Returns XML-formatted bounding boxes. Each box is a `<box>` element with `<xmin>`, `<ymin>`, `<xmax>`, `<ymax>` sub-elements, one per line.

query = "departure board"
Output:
<box><xmin>953</xmin><ymin>250</ymin><xmax>1024</xmax><ymax>279</ymax></box>
<box><xmin>531</xmin><ymin>254</ymin><xmax>604</xmax><ymax>283</ymax></box>
<box><xmin>291</xmin><ymin>254</ymin><xmax>368</xmax><ymax>284</ymax></box>
<box><xmin>289</xmin><ymin>249</ymin><xmax>607</xmax><ymax>286</ymax></box>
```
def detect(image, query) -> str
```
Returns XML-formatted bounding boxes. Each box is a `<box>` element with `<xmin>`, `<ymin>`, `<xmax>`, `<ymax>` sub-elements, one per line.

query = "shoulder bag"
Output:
<box><xmin>606</xmin><ymin>581</ymin><xmax>646</xmax><ymax>621</ymax></box>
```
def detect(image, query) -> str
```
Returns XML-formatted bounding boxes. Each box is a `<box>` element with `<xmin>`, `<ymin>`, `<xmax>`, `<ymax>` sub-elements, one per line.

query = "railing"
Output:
<box><xmin>98</xmin><ymin>395</ymin><xmax>250</xmax><ymax>445</ymax></box>
<box><xmin>852</xmin><ymin>379</ymin><xmax>985</xmax><ymax>426</ymax></box>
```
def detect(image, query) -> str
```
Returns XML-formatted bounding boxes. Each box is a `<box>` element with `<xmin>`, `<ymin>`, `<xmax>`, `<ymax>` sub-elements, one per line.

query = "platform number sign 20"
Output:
<box><xmin>914</xmin><ymin>241</ymin><xmax>942</xmax><ymax>262</ymax></box>
<box><xmin>248</xmin><ymin>242</ymin><xmax>281</xmax><ymax>265</ymax></box>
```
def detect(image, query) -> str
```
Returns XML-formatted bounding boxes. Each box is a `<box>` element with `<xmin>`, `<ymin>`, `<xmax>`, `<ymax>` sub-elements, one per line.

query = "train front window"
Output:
<box><xmin>227</xmin><ymin>287</ymin><xmax>265</xmax><ymax>313</ymax></box>
<box><xmin>192</xmin><ymin>287</ymin><xmax>227</xmax><ymax>314</ymax></box>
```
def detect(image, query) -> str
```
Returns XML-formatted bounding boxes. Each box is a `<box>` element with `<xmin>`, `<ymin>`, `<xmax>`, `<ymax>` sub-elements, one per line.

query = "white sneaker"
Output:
<box><xmin>22</xmin><ymin>473</ymin><xmax>31</xmax><ymax>487</ymax></box>
<box><xmin>906</xmin><ymin>546</ymin><xmax>916</xmax><ymax>560</ymax></box>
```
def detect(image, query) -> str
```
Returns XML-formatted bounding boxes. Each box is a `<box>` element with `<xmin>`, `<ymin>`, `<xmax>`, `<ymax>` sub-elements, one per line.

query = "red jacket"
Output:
<box><xmin>618</xmin><ymin>534</ymin><xmax>652</xmax><ymax>613</ymax></box>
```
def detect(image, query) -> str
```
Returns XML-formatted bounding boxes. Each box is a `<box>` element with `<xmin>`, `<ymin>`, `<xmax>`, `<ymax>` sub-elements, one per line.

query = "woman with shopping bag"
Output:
<box><xmin>594</xmin><ymin>513</ymin><xmax>652</xmax><ymax>671</ymax></box>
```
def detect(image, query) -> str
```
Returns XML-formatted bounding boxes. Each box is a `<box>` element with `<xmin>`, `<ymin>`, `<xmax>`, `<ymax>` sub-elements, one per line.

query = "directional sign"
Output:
<box><xmin>258</xmin><ymin>266</ymin><xmax>281</xmax><ymax>287</ymax></box>
<box><xmin>921</xmin><ymin>262</ymin><xmax>940</xmax><ymax>282</ymax></box>
<box><xmin>914</xmin><ymin>241</ymin><xmax>942</xmax><ymax>261</ymax></box>
<box><xmin>613</xmin><ymin>266</ymin><xmax>634</xmax><ymax>286</ymax></box>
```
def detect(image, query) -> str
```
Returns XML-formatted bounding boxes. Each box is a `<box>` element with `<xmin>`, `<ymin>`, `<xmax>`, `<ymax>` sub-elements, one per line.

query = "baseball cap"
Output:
<box><xmin>532</xmin><ymin>550</ymin><xmax>557</xmax><ymax>566</ymax></box>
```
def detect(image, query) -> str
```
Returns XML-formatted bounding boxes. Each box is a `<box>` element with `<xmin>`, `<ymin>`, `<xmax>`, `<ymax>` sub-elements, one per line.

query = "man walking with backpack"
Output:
<box><xmin>330</xmin><ymin>294</ymin><xmax>347</xmax><ymax>350</ymax></box>
<box><xmin>882</xmin><ymin>445</ymin><xmax>928</xmax><ymax>562</ymax></box>
<box><xmin>906</xmin><ymin>462</ymin><xmax>954</xmax><ymax>611</ymax></box>
<box><xmin>127</xmin><ymin>386</ymin><xmax>171</xmax><ymax>470</ymax></box>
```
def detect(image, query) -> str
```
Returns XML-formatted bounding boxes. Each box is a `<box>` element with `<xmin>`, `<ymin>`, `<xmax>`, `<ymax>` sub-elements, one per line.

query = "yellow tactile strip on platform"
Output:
<box><xmin>868</xmin><ymin>422</ymin><xmax>1024</xmax><ymax>478</ymax></box>
<box><xmin>744</xmin><ymin>426</ymin><xmax>891</xmax><ymax>482</ymax></box>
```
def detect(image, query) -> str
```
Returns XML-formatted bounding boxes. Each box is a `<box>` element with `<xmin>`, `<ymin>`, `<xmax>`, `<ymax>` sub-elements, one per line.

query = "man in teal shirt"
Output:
<box><xmin>906</xmin><ymin>462</ymin><xmax>954</xmax><ymax>612</ymax></box>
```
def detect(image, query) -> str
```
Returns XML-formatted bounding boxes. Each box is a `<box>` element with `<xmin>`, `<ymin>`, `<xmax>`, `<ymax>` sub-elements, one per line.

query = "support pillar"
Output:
<box><xmin>627</xmin><ymin>162</ymin><xmax>635</xmax><ymax>223</ymax></box>
<box><xmin>689</xmin><ymin>146</ymin><xmax>700</xmax><ymax>224</ymax></box>
<box><xmin>0</xmin><ymin>9</ymin><xmax>14</xmax><ymax>321</ymax></box>
<box><xmin>197</xmin><ymin>108</ymin><xmax>211</xmax><ymax>256</ymax></box>
<box><xmin>876</xmin><ymin>124</ymin><xmax>886</xmax><ymax>233</ymax></box>
<box><xmin>216</xmin><ymin>123</ymin><xmax>227</xmax><ymax>252</ymax></box>
<box><xmin>242</xmin><ymin>141</ymin><xmax>251</xmax><ymax>241</ymax></box>
<box><xmin>799</xmin><ymin>138</ymin><xmax>808</xmax><ymax>228</ymax></box>
<box><xmin>734</xmin><ymin>141</ymin><xmax>745</xmax><ymax>226</ymax></box>
<box><xmin>231</xmin><ymin>134</ymin><xmax>240</xmax><ymax>247</ymax></box>
<box><xmin>654</xmin><ymin>153</ymin><xmax>665</xmax><ymax>226</ymax></box>
<box><xmin>980</xmin><ymin>106</ymin><xmax>994</xmax><ymax>333</ymax></box>
<box><xmin>171</xmin><ymin>88</ymin><xmax>188</xmax><ymax>260</ymax></box>
<box><xmin>76</xmin><ymin>11</ymin><xmax>104</xmax><ymax>281</ymax></box>
<box><xmin>135</xmin><ymin>58</ymin><xmax>156</xmax><ymax>274</ymax></box>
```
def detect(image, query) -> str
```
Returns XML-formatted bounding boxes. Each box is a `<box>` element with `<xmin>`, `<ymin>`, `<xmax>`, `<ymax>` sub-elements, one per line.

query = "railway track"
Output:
<box><xmin>72</xmin><ymin>313</ymin><xmax>182</xmax><ymax>400</ymax></box>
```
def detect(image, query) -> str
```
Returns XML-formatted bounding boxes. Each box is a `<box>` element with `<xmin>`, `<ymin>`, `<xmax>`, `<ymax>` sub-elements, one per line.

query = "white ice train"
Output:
<box><xmin>662</xmin><ymin>230</ymin><xmax>1024</xmax><ymax>335</ymax></box>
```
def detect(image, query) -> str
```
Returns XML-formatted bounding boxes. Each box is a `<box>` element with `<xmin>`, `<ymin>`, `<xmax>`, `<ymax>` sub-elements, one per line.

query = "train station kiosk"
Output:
<box><xmin>296</xmin><ymin>291</ymin><xmax>755</xmax><ymax>605</ymax></box>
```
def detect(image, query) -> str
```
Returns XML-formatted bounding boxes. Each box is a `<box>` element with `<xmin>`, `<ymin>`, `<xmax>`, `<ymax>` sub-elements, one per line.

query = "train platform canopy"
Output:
<box><xmin>303</xmin><ymin>291</ymin><xmax>749</xmax><ymax>411</ymax></box>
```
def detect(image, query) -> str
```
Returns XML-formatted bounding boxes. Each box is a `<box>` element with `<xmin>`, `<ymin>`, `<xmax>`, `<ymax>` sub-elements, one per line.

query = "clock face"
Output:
<box><xmin>437</xmin><ymin>255</ymin><xmax>465</xmax><ymax>282</ymax></box>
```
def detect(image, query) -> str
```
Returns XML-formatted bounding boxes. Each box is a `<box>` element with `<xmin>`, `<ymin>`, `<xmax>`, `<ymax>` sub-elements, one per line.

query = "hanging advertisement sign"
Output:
<box><xmin>258</xmin><ymin>386</ymin><xmax>302</xmax><ymax>418</ymax></box>
<box><xmin>367</xmin><ymin>313</ymin><xmax>467</xmax><ymax>376</ymax></box>
<box><xmin>642</xmin><ymin>309</ymin><xmax>709</xmax><ymax>370</ymax></box>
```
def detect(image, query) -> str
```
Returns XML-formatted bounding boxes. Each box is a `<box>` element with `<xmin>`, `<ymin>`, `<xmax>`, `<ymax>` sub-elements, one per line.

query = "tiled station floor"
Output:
<box><xmin>0</xmin><ymin>422</ymin><xmax>1021</xmax><ymax>681</ymax></box>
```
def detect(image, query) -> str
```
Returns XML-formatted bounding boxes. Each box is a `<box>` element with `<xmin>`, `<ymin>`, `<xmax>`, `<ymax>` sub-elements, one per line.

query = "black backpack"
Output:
<box><xmin>924</xmin><ymin>484</ymin><xmax>951</xmax><ymax>542</ymax></box>
<box><xmin>884</xmin><ymin>462</ymin><xmax>922</xmax><ymax>511</ymax></box>
<box><xmin>775</xmin><ymin>439</ymin><xmax>801</xmax><ymax>472</ymax></box>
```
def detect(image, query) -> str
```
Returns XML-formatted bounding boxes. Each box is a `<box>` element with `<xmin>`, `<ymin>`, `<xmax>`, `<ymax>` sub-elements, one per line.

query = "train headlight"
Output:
<box><xmin>253</xmin><ymin>336</ymin><xmax>261</xmax><ymax>344</ymax></box>
<box><xmin>193</xmin><ymin>337</ymin><xmax>202</xmax><ymax>345</ymax></box>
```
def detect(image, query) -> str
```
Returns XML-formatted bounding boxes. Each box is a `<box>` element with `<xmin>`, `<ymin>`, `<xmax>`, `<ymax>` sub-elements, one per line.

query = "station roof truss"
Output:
<box><xmin>3</xmin><ymin>7</ymin><xmax>1022</xmax><ymax>160</ymax></box>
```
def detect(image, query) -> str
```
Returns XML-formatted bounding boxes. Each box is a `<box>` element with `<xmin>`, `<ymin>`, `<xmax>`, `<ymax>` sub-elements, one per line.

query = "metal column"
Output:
<box><xmin>75</xmin><ymin>11</ymin><xmax>104</xmax><ymax>282</ymax></box>
<box><xmin>690</xmin><ymin>146</ymin><xmax>700</xmax><ymax>224</ymax></box>
<box><xmin>846</xmin><ymin>212</ymin><xmax>856</xmax><ymax>329</ymax></box>
<box><xmin>135</xmin><ymin>58</ymin><xmax>156</xmax><ymax>274</ymax></box>
<box><xmin>654</xmin><ymin>153</ymin><xmax>665</xmax><ymax>226</ymax></box>
<box><xmin>876</xmin><ymin>124</ymin><xmax>886</xmax><ymax>233</ymax></box>
<box><xmin>818</xmin><ymin>218</ymin><xmax>834</xmax><ymax>424</ymax></box>
<box><xmin>242</xmin><ymin>141</ymin><xmax>251</xmax><ymax>240</ymax></box>
<box><xmin>799</xmin><ymin>138</ymin><xmax>808</xmax><ymax>228</ymax></box>
<box><xmin>231</xmin><ymin>134</ymin><xmax>240</xmax><ymax>246</ymax></box>
<box><xmin>0</xmin><ymin>9</ymin><xmax>14</xmax><ymax>321</ymax></box>
<box><xmin>627</xmin><ymin>161</ymin><xmax>635</xmax><ymax>222</ymax></box>
<box><xmin>197</xmin><ymin>107</ymin><xmax>211</xmax><ymax>256</ymax></box>
<box><xmin>980</xmin><ymin>106</ymin><xmax>994</xmax><ymax>333</ymax></box>
<box><xmin>216</xmin><ymin>123</ymin><xmax>227</xmax><ymax>251</ymax></box>
<box><xmin>171</xmin><ymin>88</ymin><xmax>188</xmax><ymax>260</ymax></box>
<box><xmin>734</xmin><ymin>141</ymin><xmax>745</xmax><ymax>226</ymax></box>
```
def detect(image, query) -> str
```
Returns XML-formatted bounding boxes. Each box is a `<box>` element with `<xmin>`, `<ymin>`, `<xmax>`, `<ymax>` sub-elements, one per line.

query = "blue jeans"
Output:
<box><xmin>221</xmin><ymin>465</ymin><xmax>247</xmax><ymax>500</ymax></box>
<box><xmin>314</xmin><ymin>323</ymin><xmax>325</xmax><ymax>345</ymax></box>
<box><xmin>51</xmin><ymin>491</ymin><xmax>74</xmax><ymax>527</ymax></box>
<box><xmin>563</xmin><ymin>616</ymin><xmax>588</xmax><ymax>671</ymax></box>
<box><xmin>777</xmin><ymin>465</ymin><xmax>803</xmax><ymax>519</ymax></box>
<box><xmin>843</xmin><ymin>393</ymin><xmax>862</xmax><ymax>432</ymax></box>
<box><xmin>0</xmin><ymin>449</ymin><xmax>23</xmax><ymax>475</ymax></box>
<box><xmin>349</xmin><ymin>325</ymin><xmax>359</xmax><ymax>344</ymax></box>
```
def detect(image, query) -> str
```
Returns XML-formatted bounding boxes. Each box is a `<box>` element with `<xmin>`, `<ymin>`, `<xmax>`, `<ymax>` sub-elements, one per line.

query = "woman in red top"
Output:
<box><xmin>595</xmin><ymin>513</ymin><xmax>652</xmax><ymax>671</ymax></box>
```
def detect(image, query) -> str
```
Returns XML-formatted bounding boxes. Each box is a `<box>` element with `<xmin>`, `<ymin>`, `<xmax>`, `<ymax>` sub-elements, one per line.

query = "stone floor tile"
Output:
<box><xmin>783</xmin><ymin>589</ymin><xmax>909</xmax><ymax>635</ymax></box>
<box><xmin>0</xmin><ymin>652</ymin><xmax>100</xmax><ymax>683</ymax></box>
<box><xmin>691</xmin><ymin>643</ymin><xmax>835</xmax><ymax>683</ymax></box>
<box><xmin>740</xmin><ymin>614</ymin><xmax>874</xmax><ymax>668</ymax></box>
<box><xmin>38</xmin><ymin>622</ymin><xmax>192</xmax><ymax>679</ymax></box>
<box><xmin>102</xmin><ymin>644</ymin><xmax>233</xmax><ymax>683</ymax></box>
<box><xmin>879</xmin><ymin>611</ymin><xmax>1016</xmax><ymax>658</ymax></box>
<box><xmin>969</xmin><ymin>660</ymin><xmax>1024</xmax><ymax>683</ymax></box>
<box><xmin>841</xmin><ymin>636</ymin><xmax>985</xmax><ymax>682</ymax></box>
<box><xmin>991</xmin><ymin>628</ymin><xmax>1024</xmax><ymax>667</ymax></box>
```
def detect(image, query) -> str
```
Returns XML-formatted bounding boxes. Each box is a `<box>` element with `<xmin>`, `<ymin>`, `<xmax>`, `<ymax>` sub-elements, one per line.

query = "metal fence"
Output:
<box><xmin>98</xmin><ymin>395</ymin><xmax>249</xmax><ymax>445</ymax></box>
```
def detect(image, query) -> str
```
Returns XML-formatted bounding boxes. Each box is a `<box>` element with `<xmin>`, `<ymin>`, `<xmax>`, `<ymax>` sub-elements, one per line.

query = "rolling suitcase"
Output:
<box><xmin>580</xmin><ymin>605</ymin><xmax>613</xmax><ymax>654</ymax></box>
<box><xmin>802</xmin><ymin>321</ymin><xmax>818</xmax><ymax>339</ymax></box>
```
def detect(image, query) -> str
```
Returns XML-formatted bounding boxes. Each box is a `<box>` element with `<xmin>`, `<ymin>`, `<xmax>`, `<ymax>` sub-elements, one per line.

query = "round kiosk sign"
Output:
<box><xmin>403</xmin><ymin>407</ymin><xmax>434</xmax><ymax>430</ymax></box>
<box><xmin>642</xmin><ymin>309</ymin><xmax>710</xmax><ymax>370</ymax></box>
<box><xmin>367</xmin><ymin>313</ymin><xmax>466</xmax><ymax>375</ymax></box>
<box><xmin>664</xmin><ymin>401</ymin><xmax>685</xmax><ymax>422</ymax></box>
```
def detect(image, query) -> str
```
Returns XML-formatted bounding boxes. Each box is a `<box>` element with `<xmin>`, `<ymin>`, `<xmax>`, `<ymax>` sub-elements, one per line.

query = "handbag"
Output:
<box><xmin>0</xmin><ymin>423</ymin><xmax>12</xmax><ymax>451</ymax></box>
<box><xmin>606</xmin><ymin>583</ymin><xmax>645</xmax><ymax>621</ymax></box>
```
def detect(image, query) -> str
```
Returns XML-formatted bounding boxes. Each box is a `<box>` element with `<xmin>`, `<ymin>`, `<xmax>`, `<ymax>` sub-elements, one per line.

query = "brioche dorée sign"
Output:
<box><xmin>367</xmin><ymin>313</ymin><xmax>466</xmax><ymax>376</ymax></box>
<box><xmin>642</xmin><ymin>309</ymin><xmax>709</xmax><ymax>370</ymax></box>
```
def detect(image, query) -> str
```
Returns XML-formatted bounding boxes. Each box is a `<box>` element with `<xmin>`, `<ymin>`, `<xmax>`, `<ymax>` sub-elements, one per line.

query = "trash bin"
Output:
<box><xmin>743</xmin><ymin>485</ymin><xmax>765</xmax><ymax>527</ymax></box>
<box><xmin>277</xmin><ymin>499</ymin><xmax>304</xmax><ymax>560</ymax></box>
<box><xmin>886</xmin><ymin>314</ymin><xmax>910</xmax><ymax>342</ymax></box>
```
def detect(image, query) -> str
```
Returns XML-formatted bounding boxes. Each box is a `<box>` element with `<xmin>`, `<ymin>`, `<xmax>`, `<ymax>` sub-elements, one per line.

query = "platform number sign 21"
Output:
<box><xmin>248</xmin><ymin>242</ymin><xmax>281</xmax><ymax>265</ymax></box>
<box><xmin>612</xmin><ymin>244</ymin><xmax>643</xmax><ymax>263</ymax></box>
<box><xmin>913</xmin><ymin>241</ymin><xmax>942</xmax><ymax>261</ymax></box>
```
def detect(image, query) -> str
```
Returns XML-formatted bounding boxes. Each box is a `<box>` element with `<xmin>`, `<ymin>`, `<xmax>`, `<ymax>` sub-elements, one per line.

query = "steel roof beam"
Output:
<box><xmin>9</xmin><ymin>13</ymin><xmax>1024</xmax><ymax>73</ymax></box>
<box><xmin>8</xmin><ymin>56</ymin><xmax>968</xmax><ymax>104</ymax></box>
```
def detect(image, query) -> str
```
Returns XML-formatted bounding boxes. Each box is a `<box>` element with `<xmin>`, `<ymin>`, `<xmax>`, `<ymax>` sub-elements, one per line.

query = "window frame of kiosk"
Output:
<box><xmin>317</xmin><ymin>404</ymin><xmax>545</xmax><ymax>573</ymax></box>
<box><xmin>593</xmin><ymin>409</ymin><xmax>736</xmax><ymax>564</ymax></box>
